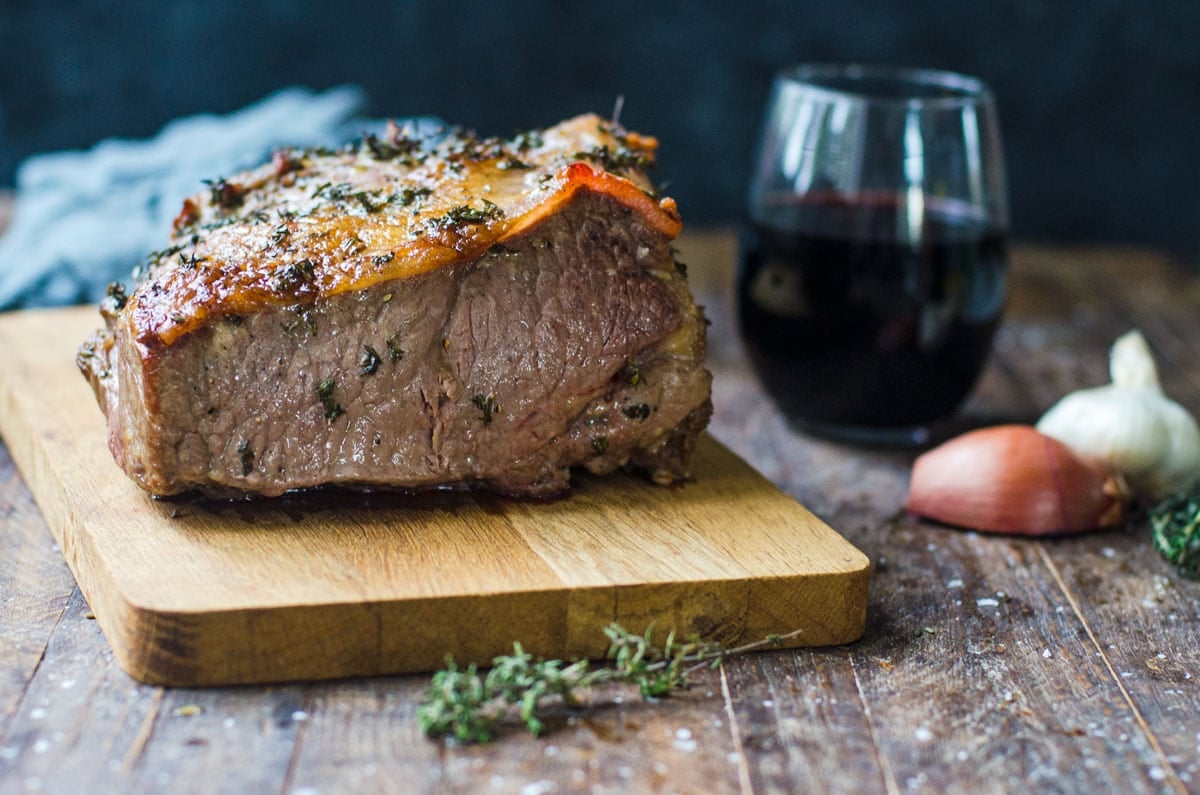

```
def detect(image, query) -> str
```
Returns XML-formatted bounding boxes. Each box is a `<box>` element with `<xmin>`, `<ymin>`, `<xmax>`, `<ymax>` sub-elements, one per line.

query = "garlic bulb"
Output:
<box><xmin>908</xmin><ymin>425</ymin><xmax>1124</xmax><ymax>535</ymax></box>
<box><xmin>1037</xmin><ymin>330</ymin><xmax>1200</xmax><ymax>500</ymax></box>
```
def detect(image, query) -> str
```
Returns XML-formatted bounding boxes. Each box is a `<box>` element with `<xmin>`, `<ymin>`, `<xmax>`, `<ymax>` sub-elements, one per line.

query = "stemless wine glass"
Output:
<box><xmin>738</xmin><ymin>64</ymin><xmax>1009</xmax><ymax>446</ymax></box>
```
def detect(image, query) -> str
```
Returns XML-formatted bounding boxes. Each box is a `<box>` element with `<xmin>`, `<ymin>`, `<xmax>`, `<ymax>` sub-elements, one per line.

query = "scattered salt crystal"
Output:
<box><xmin>291</xmin><ymin>710</ymin><xmax>308</xmax><ymax>722</ymax></box>
<box><xmin>946</xmin><ymin>579</ymin><xmax>963</xmax><ymax>589</ymax></box>
<box><xmin>676</xmin><ymin>728</ymin><xmax>693</xmax><ymax>740</ymax></box>
<box><xmin>1101</xmin><ymin>547</ymin><xmax>1116</xmax><ymax>558</ymax></box>
<box><xmin>762</xmin><ymin>700</ymin><xmax>774</xmax><ymax>708</ymax></box>
<box><xmin>674</xmin><ymin>736</ymin><xmax>698</xmax><ymax>752</ymax></box>
<box><xmin>914</xmin><ymin>727</ymin><xmax>933</xmax><ymax>742</ymax></box>
<box><xmin>520</xmin><ymin>781</ymin><xmax>556</xmax><ymax>795</ymax></box>
<box><xmin>1043</xmin><ymin>649</ymin><xmax>1052</xmax><ymax>658</ymax></box>
<box><xmin>976</xmin><ymin>598</ymin><xmax>1000</xmax><ymax>608</ymax></box>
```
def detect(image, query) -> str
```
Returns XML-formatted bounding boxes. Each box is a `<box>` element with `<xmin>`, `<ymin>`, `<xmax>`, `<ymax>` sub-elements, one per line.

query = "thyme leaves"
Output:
<box><xmin>623</xmin><ymin>403</ymin><xmax>651</xmax><ymax>421</ymax></box>
<box><xmin>386</xmin><ymin>333</ymin><xmax>405</xmax><ymax>361</ymax></box>
<box><xmin>237</xmin><ymin>440</ymin><xmax>255</xmax><ymax>476</ymax></box>
<box><xmin>472</xmin><ymin>393</ymin><xmax>501</xmax><ymax>426</ymax></box>
<box><xmin>360</xmin><ymin>345</ymin><xmax>382</xmax><ymax>376</ymax></box>
<box><xmin>418</xmin><ymin>624</ymin><xmax>802</xmax><ymax>744</ymax></box>
<box><xmin>317</xmin><ymin>377</ymin><xmax>344</xmax><ymax>421</ymax></box>
<box><xmin>270</xmin><ymin>259</ymin><xmax>316</xmax><ymax>294</ymax></box>
<box><xmin>104</xmin><ymin>282</ymin><xmax>129</xmax><ymax>311</ymax></box>
<box><xmin>446</xmin><ymin>199</ymin><xmax>504</xmax><ymax>225</ymax></box>
<box><xmin>573</xmin><ymin>144</ymin><xmax>654</xmax><ymax>174</ymax></box>
<box><xmin>1150</xmin><ymin>488</ymin><xmax>1200</xmax><ymax>579</ymax></box>
<box><xmin>202</xmin><ymin>177</ymin><xmax>245</xmax><ymax>210</ymax></box>
<box><xmin>623</xmin><ymin>361</ymin><xmax>643</xmax><ymax>388</ymax></box>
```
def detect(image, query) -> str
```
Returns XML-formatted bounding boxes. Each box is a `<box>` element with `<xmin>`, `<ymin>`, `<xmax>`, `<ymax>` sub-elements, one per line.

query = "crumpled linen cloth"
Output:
<box><xmin>0</xmin><ymin>86</ymin><xmax>430</xmax><ymax>310</ymax></box>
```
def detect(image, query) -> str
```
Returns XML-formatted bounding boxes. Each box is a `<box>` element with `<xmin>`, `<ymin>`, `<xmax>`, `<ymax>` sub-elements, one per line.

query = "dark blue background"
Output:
<box><xmin>2</xmin><ymin>1</ymin><xmax>1198</xmax><ymax>262</ymax></box>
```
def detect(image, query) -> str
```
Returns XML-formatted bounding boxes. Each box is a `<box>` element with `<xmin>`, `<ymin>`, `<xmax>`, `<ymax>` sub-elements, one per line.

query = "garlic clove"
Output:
<box><xmin>1110</xmin><ymin>329</ymin><xmax>1162</xmax><ymax>391</ymax></box>
<box><xmin>1037</xmin><ymin>329</ymin><xmax>1200</xmax><ymax>501</ymax></box>
<box><xmin>1149</xmin><ymin>398</ymin><xmax>1200</xmax><ymax>498</ymax></box>
<box><xmin>908</xmin><ymin>425</ymin><xmax>1125</xmax><ymax>535</ymax></box>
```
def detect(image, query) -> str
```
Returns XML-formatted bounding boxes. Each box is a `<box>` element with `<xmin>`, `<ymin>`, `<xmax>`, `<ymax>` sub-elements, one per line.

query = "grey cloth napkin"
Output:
<box><xmin>0</xmin><ymin>86</ymin><xmax>422</xmax><ymax>310</ymax></box>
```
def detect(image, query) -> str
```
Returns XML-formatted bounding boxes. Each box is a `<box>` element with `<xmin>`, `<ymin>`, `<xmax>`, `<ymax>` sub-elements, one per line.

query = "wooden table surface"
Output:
<box><xmin>2</xmin><ymin>207</ymin><xmax>1199</xmax><ymax>793</ymax></box>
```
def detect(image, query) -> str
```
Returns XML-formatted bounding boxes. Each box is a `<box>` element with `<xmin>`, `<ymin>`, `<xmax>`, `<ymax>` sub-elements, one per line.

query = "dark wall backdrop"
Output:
<box><xmin>2</xmin><ymin>1</ymin><xmax>1198</xmax><ymax>262</ymax></box>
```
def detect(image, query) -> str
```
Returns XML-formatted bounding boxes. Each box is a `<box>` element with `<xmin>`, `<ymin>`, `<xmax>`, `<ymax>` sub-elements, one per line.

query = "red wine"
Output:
<box><xmin>738</xmin><ymin>193</ymin><xmax>1007</xmax><ymax>430</ymax></box>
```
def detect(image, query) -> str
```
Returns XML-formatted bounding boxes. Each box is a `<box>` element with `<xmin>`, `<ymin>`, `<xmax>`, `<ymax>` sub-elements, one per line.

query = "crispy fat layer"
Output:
<box><xmin>126</xmin><ymin>114</ymin><xmax>681</xmax><ymax>348</ymax></box>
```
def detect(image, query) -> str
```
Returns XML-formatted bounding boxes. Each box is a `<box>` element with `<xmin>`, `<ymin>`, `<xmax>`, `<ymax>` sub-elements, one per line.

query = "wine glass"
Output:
<box><xmin>738</xmin><ymin>64</ymin><xmax>1009</xmax><ymax>446</ymax></box>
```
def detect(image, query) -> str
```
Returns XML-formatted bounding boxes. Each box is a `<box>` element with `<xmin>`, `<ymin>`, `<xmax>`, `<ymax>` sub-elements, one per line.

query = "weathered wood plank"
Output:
<box><xmin>0</xmin><ymin>586</ymin><xmax>302</xmax><ymax>794</ymax></box>
<box><xmin>0</xmin><ymin>445</ymin><xmax>74</xmax><ymax>743</ymax></box>
<box><xmin>851</xmin><ymin>524</ymin><xmax>1175</xmax><ymax>793</ymax></box>
<box><xmin>719</xmin><ymin>647</ymin><xmax>891</xmax><ymax>793</ymax></box>
<box><xmin>1041</xmin><ymin>534</ymin><xmax>1200</xmax><ymax>789</ymax></box>
<box><xmin>998</xmin><ymin>246</ymin><xmax>1200</xmax><ymax>790</ymax></box>
<box><xmin>273</xmin><ymin>678</ymin><xmax>443</xmax><ymax>794</ymax></box>
<box><xmin>439</xmin><ymin>677</ymin><xmax>742</xmax><ymax>795</ymax></box>
<box><xmin>282</xmin><ymin>672</ymin><xmax>747</xmax><ymax>794</ymax></box>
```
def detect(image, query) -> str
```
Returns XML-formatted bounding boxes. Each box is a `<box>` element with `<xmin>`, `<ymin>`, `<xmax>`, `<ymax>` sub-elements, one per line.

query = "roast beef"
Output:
<box><xmin>77</xmin><ymin>114</ymin><xmax>712</xmax><ymax>498</ymax></box>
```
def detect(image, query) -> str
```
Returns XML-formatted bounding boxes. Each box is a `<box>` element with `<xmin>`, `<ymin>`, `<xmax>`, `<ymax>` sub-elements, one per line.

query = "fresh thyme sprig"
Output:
<box><xmin>417</xmin><ymin>623</ymin><xmax>802</xmax><ymax>743</ymax></box>
<box><xmin>1150</xmin><ymin>486</ymin><xmax>1200</xmax><ymax>579</ymax></box>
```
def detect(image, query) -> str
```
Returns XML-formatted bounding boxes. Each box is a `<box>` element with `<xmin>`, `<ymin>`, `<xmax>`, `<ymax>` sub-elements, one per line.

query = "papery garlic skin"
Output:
<box><xmin>1037</xmin><ymin>330</ymin><xmax>1200</xmax><ymax>501</ymax></box>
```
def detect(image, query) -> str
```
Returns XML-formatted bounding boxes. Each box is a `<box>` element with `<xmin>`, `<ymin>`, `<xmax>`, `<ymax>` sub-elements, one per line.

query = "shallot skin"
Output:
<box><xmin>907</xmin><ymin>425</ymin><xmax>1124</xmax><ymax>536</ymax></box>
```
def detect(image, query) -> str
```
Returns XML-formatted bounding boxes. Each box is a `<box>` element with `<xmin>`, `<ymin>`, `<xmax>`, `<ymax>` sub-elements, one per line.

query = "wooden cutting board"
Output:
<box><xmin>0</xmin><ymin>306</ymin><xmax>869</xmax><ymax>687</ymax></box>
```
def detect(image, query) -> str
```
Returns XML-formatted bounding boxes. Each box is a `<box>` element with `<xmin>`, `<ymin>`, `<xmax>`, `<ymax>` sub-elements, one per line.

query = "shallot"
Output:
<box><xmin>907</xmin><ymin>425</ymin><xmax>1124</xmax><ymax>535</ymax></box>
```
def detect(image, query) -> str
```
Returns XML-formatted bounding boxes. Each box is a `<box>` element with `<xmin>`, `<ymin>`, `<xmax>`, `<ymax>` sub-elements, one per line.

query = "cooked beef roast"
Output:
<box><xmin>77</xmin><ymin>114</ymin><xmax>712</xmax><ymax>498</ymax></box>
